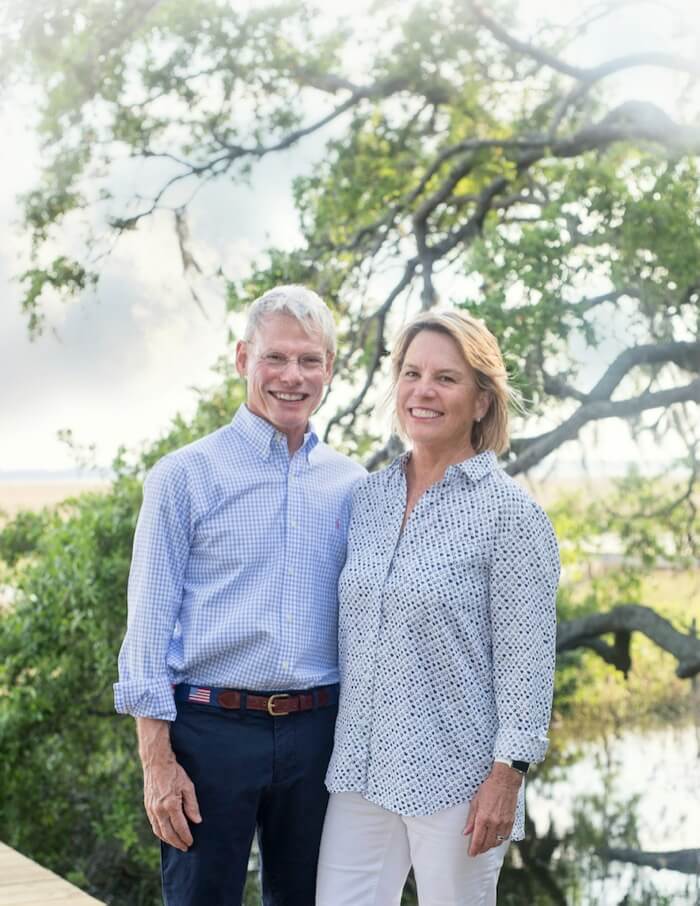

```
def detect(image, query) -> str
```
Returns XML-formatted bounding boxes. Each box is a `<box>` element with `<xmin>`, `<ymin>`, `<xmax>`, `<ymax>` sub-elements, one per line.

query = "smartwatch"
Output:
<box><xmin>494</xmin><ymin>757</ymin><xmax>530</xmax><ymax>775</ymax></box>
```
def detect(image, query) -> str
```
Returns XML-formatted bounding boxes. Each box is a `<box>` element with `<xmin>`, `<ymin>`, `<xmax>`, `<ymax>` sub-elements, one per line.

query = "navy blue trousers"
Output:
<box><xmin>161</xmin><ymin>692</ymin><xmax>338</xmax><ymax>906</ymax></box>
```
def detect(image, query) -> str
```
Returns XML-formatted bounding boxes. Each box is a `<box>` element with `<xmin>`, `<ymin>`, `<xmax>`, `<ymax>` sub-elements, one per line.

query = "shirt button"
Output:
<box><xmin>291</xmin><ymin>519</ymin><xmax>298</xmax><ymax>528</ymax></box>
<box><xmin>288</xmin><ymin>567</ymin><xmax>294</xmax><ymax>576</ymax></box>
<box><xmin>282</xmin><ymin>661</ymin><xmax>289</xmax><ymax>670</ymax></box>
<box><xmin>287</xmin><ymin>615</ymin><xmax>293</xmax><ymax>623</ymax></box>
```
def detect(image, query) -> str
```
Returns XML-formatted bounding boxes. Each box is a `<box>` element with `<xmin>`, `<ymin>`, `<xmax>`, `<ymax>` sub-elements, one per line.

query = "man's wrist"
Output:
<box><xmin>136</xmin><ymin>716</ymin><xmax>174</xmax><ymax>767</ymax></box>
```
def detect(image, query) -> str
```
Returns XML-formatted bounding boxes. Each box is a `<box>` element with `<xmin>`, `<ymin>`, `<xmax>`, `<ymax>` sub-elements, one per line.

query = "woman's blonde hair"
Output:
<box><xmin>389</xmin><ymin>310</ymin><xmax>515</xmax><ymax>455</ymax></box>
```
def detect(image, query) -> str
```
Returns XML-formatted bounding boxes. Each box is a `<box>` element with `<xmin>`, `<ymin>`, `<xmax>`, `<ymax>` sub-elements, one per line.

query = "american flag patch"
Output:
<box><xmin>188</xmin><ymin>686</ymin><xmax>211</xmax><ymax>704</ymax></box>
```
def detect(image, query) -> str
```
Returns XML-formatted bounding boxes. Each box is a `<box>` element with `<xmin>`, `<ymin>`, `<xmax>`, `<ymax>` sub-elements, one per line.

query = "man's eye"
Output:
<box><xmin>265</xmin><ymin>354</ymin><xmax>287</xmax><ymax>365</ymax></box>
<box><xmin>301</xmin><ymin>356</ymin><xmax>324</xmax><ymax>368</ymax></box>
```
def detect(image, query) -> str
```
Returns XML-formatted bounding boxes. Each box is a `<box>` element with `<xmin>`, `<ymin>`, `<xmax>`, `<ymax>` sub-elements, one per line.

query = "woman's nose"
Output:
<box><xmin>414</xmin><ymin>379</ymin><xmax>437</xmax><ymax>396</ymax></box>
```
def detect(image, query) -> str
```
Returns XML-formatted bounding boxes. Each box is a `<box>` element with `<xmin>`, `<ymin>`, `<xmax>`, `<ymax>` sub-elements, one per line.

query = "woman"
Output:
<box><xmin>316</xmin><ymin>310</ymin><xmax>559</xmax><ymax>906</ymax></box>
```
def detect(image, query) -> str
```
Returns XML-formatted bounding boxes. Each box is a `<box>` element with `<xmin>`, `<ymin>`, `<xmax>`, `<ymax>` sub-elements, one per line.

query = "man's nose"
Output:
<box><xmin>279</xmin><ymin>359</ymin><xmax>304</xmax><ymax>381</ymax></box>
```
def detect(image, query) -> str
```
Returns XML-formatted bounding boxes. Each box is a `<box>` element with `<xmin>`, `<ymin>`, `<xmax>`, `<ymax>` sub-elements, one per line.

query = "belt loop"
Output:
<box><xmin>312</xmin><ymin>688</ymin><xmax>319</xmax><ymax>709</ymax></box>
<box><xmin>240</xmin><ymin>690</ymin><xmax>247</xmax><ymax>713</ymax></box>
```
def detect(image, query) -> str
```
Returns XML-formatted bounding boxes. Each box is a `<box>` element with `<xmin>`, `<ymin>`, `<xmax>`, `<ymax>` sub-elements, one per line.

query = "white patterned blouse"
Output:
<box><xmin>325</xmin><ymin>450</ymin><xmax>560</xmax><ymax>840</ymax></box>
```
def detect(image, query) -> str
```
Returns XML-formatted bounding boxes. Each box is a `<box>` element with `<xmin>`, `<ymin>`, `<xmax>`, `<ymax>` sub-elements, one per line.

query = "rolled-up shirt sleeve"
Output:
<box><xmin>113</xmin><ymin>457</ymin><xmax>191</xmax><ymax>721</ymax></box>
<box><xmin>489</xmin><ymin>498</ymin><xmax>560</xmax><ymax>763</ymax></box>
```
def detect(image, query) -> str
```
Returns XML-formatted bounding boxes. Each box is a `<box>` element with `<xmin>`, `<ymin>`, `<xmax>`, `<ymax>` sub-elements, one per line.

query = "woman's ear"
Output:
<box><xmin>476</xmin><ymin>390</ymin><xmax>491</xmax><ymax>422</ymax></box>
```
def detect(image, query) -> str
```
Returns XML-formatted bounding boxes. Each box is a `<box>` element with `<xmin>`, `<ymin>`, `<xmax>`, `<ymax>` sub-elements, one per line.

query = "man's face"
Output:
<box><xmin>236</xmin><ymin>313</ymin><xmax>333</xmax><ymax>449</ymax></box>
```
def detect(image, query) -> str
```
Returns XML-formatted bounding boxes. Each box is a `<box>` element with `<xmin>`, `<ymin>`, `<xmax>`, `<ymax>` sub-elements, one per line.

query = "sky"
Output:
<box><xmin>1</xmin><ymin>0</ymin><xmax>698</xmax><ymax>476</ymax></box>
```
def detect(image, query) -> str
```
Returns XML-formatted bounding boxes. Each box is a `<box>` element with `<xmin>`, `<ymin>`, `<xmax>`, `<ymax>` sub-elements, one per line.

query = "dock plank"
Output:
<box><xmin>0</xmin><ymin>843</ymin><xmax>104</xmax><ymax>905</ymax></box>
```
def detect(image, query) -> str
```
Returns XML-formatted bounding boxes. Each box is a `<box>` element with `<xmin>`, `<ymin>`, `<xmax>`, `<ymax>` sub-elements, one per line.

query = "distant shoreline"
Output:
<box><xmin>0</xmin><ymin>481</ymin><xmax>111</xmax><ymax>517</ymax></box>
<box><xmin>0</xmin><ymin>470</ymin><xmax>113</xmax><ymax>484</ymax></box>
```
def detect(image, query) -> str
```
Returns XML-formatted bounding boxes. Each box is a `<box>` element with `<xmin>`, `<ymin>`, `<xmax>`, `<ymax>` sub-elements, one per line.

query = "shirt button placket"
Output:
<box><xmin>282</xmin><ymin>459</ymin><xmax>300</xmax><ymax>676</ymax></box>
<box><xmin>365</xmin><ymin>483</ymin><xmax>406</xmax><ymax>795</ymax></box>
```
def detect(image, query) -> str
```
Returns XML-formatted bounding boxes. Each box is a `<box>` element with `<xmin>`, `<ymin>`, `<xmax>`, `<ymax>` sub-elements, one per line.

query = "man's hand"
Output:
<box><xmin>136</xmin><ymin>717</ymin><xmax>202</xmax><ymax>852</ymax></box>
<box><xmin>463</xmin><ymin>762</ymin><xmax>522</xmax><ymax>856</ymax></box>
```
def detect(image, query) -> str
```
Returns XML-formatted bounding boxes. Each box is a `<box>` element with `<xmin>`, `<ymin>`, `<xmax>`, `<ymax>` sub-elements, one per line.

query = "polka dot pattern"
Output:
<box><xmin>325</xmin><ymin>451</ymin><xmax>560</xmax><ymax>840</ymax></box>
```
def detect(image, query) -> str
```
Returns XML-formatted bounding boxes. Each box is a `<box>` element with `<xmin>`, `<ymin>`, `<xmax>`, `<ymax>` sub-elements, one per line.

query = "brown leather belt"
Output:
<box><xmin>175</xmin><ymin>683</ymin><xmax>338</xmax><ymax>717</ymax></box>
<box><xmin>219</xmin><ymin>689</ymin><xmax>332</xmax><ymax>716</ymax></box>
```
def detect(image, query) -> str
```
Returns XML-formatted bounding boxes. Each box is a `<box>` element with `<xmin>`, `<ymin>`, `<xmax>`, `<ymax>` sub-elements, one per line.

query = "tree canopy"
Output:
<box><xmin>2</xmin><ymin>0</ymin><xmax>698</xmax><ymax>468</ymax></box>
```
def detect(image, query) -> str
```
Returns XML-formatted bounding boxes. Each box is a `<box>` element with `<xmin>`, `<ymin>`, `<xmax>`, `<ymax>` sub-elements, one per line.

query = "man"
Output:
<box><xmin>114</xmin><ymin>285</ymin><xmax>366</xmax><ymax>906</ymax></box>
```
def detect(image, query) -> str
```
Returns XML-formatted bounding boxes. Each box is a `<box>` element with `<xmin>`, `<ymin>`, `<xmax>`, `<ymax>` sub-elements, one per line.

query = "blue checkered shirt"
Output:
<box><xmin>114</xmin><ymin>405</ymin><xmax>366</xmax><ymax>721</ymax></box>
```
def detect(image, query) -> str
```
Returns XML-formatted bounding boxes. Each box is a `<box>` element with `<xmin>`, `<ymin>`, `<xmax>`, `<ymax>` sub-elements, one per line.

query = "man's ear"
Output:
<box><xmin>235</xmin><ymin>340</ymin><xmax>248</xmax><ymax>378</ymax></box>
<box><xmin>324</xmin><ymin>351</ymin><xmax>335</xmax><ymax>384</ymax></box>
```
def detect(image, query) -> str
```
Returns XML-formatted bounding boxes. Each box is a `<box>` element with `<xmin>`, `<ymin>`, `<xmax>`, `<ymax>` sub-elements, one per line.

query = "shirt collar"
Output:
<box><xmin>230</xmin><ymin>405</ymin><xmax>319</xmax><ymax>461</ymax></box>
<box><xmin>387</xmin><ymin>449</ymin><xmax>499</xmax><ymax>484</ymax></box>
<box><xmin>451</xmin><ymin>450</ymin><xmax>499</xmax><ymax>483</ymax></box>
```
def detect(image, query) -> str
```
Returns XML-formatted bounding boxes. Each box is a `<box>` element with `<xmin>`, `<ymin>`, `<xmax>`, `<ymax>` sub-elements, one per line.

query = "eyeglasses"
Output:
<box><xmin>257</xmin><ymin>352</ymin><xmax>326</xmax><ymax>373</ymax></box>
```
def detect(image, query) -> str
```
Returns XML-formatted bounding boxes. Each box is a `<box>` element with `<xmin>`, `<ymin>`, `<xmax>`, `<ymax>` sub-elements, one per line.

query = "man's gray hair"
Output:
<box><xmin>243</xmin><ymin>285</ymin><xmax>337</xmax><ymax>355</ymax></box>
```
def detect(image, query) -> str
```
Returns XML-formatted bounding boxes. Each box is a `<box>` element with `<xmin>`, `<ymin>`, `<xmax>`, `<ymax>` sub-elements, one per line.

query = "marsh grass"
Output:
<box><xmin>0</xmin><ymin>482</ymin><xmax>109</xmax><ymax>520</ymax></box>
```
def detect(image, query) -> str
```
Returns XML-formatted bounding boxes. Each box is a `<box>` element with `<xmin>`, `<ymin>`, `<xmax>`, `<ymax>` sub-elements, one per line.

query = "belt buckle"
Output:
<box><xmin>267</xmin><ymin>693</ymin><xmax>290</xmax><ymax>717</ymax></box>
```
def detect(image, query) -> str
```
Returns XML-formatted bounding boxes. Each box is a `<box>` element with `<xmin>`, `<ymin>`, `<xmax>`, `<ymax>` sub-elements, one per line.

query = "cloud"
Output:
<box><xmin>0</xmin><ymin>83</ymin><xmax>317</xmax><ymax>471</ymax></box>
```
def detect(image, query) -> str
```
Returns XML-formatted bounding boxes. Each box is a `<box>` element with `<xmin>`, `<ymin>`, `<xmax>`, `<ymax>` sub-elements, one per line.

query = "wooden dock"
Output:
<box><xmin>0</xmin><ymin>842</ymin><xmax>105</xmax><ymax>905</ymax></box>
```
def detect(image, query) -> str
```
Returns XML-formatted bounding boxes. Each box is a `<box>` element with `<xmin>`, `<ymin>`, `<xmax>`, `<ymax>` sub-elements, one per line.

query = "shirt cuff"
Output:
<box><xmin>113</xmin><ymin>676</ymin><xmax>176</xmax><ymax>721</ymax></box>
<box><xmin>493</xmin><ymin>727</ymin><xmax>549</xmax><ymax>764</ymax></box>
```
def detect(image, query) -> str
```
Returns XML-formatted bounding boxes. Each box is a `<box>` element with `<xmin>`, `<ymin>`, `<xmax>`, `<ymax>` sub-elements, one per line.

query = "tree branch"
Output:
<box><xmin>589</xmin><ymin>340</ymin><xmax>700</xmax><ymax>400</ymax></box>
<box><xmin>575</xmin><ymin>633</ymin><xmax>632</xmax><ymax>676</ymax></box>
<box><xmin>542</xmin><ymin>373</ymin><xmax>588</xmax><ymax>402</ymax></box>
<box><xmin>430</xmin><ymin>175</ymin><xmax>510</xmax><ymax>260</ymax></box>
<box><xmin>570</xmin><ymin>287</ymin><xmax>641</xmax><ymax>313</ymax></box>
<box><xmin>289</xmin><ymin>66</ymin><xmax>362</xmax><ymax>95</ymax></box>
<box><xmin>508</xmin><ymin>378</ymin><xmax>700</xmax><ymax>475</ymax></box>
<box><xmin>598</xmin><ymin>847</ymin><xmax>700</xmax><ymax>875</ymax></box>
<box><xmin>557</xmin><ymin>604</ymin><xmax>700</xmax><ymax>679</ymax></box>
<box><xmin>468</xmin><ymin>2</ymin><xmax>700</xmax><ymax>82</ymax></box>
<box><xmin>364</xmin><ymin>433</ymin><xmax>405</xmax><ymax>472</ymax></box>
<box><xmin>324</xmin><ymin>261</ymin><xmax>418</xmax><ymax>440</ymax></box>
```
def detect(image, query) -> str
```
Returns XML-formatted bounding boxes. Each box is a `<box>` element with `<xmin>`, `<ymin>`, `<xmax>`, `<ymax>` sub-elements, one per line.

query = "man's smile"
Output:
<box><xmin>269</xmin><ymin>391</ymin><xmax>308</xmax><ymax>401</ymax></box>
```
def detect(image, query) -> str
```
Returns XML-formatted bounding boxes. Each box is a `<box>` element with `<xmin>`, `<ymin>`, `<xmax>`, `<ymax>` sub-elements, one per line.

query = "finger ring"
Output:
<box><xmin>495</xmin><ymin>834</ymin><xmax>508</xmax><ymax>841</ymax></box>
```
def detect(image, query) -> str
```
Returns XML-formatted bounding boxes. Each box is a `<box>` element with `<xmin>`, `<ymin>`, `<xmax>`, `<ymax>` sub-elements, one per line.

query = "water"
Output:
<box><xmin>528</xmin><ymin>723</ymin><xmax>700</xmax><ymax>904</ymax></box>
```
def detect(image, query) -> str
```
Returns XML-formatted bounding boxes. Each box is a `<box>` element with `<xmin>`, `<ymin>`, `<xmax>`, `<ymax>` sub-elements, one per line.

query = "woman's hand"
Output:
<box><xmin>463</xmin><ymin>762</ymin><xmax>522</xmax><ymax>856</ymax></box>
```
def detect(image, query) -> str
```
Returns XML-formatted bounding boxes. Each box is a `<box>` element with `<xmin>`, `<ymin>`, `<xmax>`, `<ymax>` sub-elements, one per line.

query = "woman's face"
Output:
<box><xmin>396</xmin><ymin>329</ymin><xmax>491</xmax><ymax>455</ymax></box>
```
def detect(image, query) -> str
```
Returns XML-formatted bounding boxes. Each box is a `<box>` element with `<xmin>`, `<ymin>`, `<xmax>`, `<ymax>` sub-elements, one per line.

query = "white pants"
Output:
<box><xmin>316</xmin><ymin>792</ymin><xmax>509</xmax><ymax>906</ymax></box>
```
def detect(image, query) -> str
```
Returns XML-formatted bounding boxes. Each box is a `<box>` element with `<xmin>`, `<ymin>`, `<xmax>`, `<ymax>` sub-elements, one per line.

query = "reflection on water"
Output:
<box><xmin>528</xmin><ymin>723</ymin><xmax>700</xmax><ymax>904</ymax></box>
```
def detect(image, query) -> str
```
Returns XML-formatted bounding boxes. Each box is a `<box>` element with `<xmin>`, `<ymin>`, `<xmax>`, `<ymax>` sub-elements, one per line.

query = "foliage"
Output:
<box><xmin>0</xmin><ymin>508</ymin><xmax>49</xmax><ymax>565</ymax></box>
<box><xmin>0</xmin><ymin>370</ymin><xmax>245</xmax><ymax>905</ymax></box>
<box><xmin>548</xmin><ymin>468</ymin><xmax>699</xmax><ymax>738</ymax></box>
<box><xmin>0</xmin><ymin>479</ymin><xmax>154</xmax><ymax>903</ymax></box>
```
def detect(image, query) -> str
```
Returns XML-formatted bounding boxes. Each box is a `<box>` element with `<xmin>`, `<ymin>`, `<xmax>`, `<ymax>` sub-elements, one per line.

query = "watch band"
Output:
<box><xmin>494</xmin><ymin>757</ymin><xmax>530</xmax><ymax>775</ymax></box>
